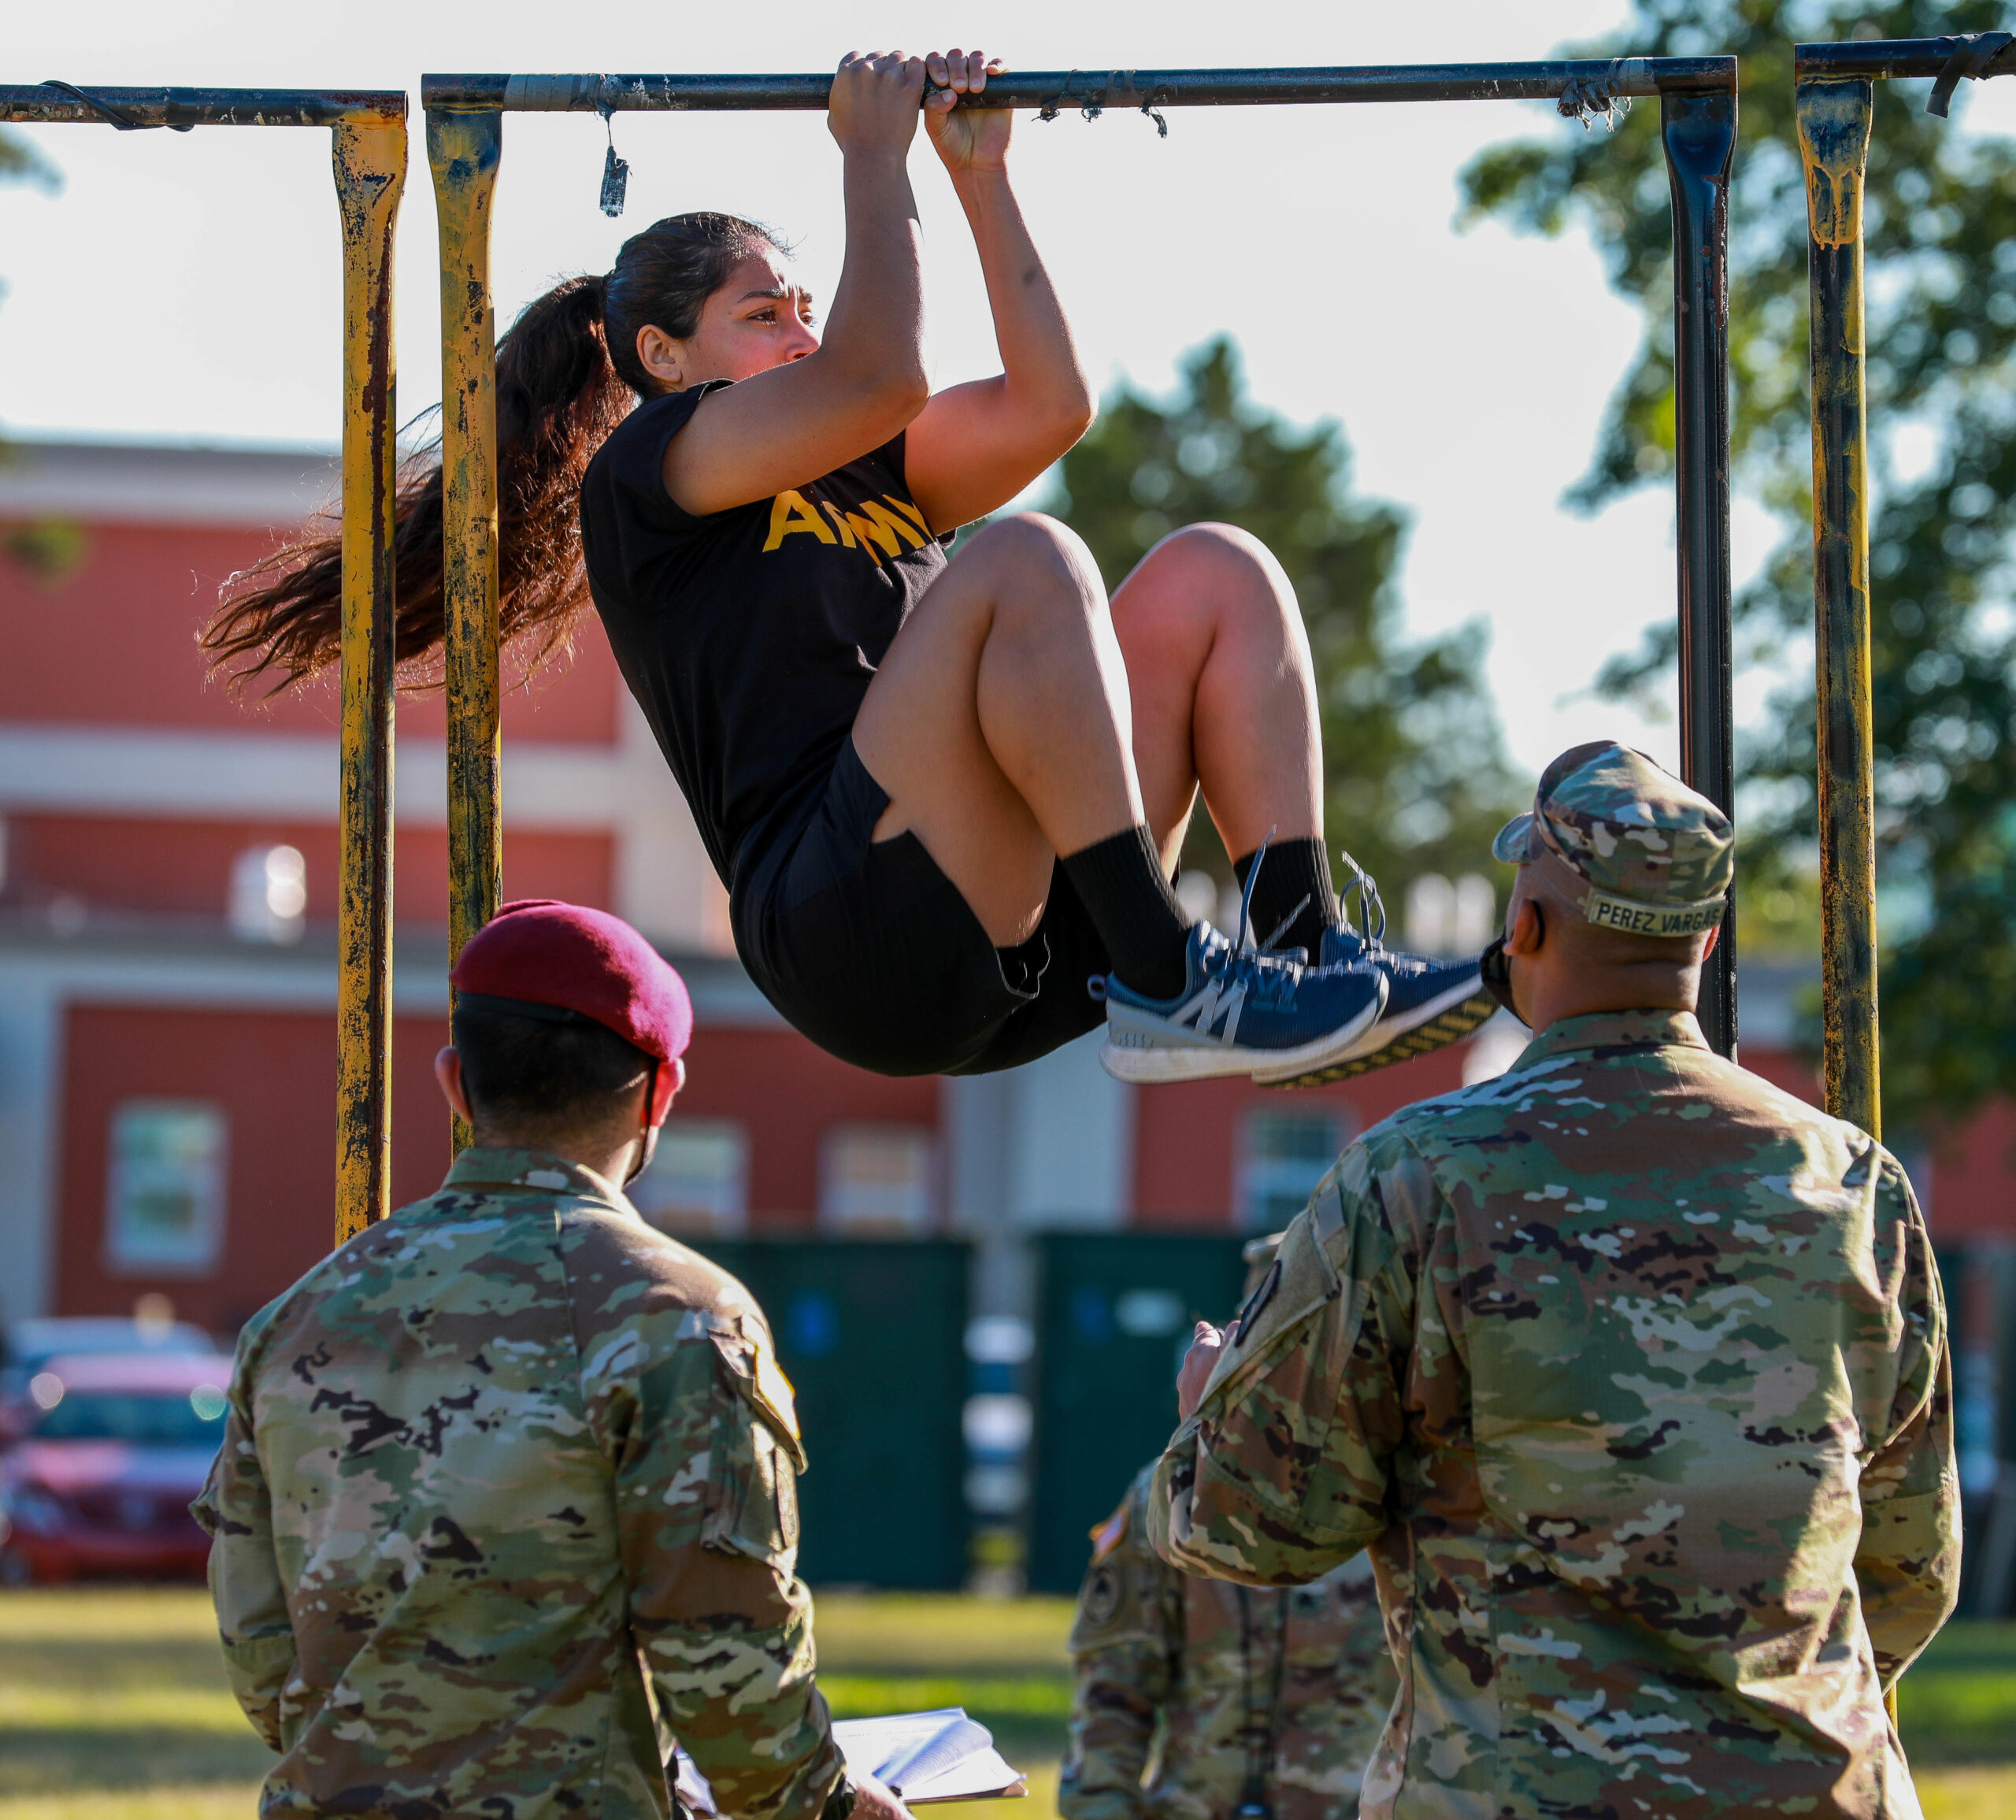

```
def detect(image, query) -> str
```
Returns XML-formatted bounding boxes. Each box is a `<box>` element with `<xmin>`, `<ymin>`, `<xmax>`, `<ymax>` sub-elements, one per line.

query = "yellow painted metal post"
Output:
<box><xmin>1797</xmin><ymin>78</ymin><xmax>1881</xmax><ymax>1144</ymax></box>
<box><xmin>332</xmin><ymin>118</ymin><xmax>408</xmax><ymax>1245</ymax></box>
<box><xmin>428</xmin><ymin>106</ymin><xmax>503</xmax><ymax>1154</ymax></box>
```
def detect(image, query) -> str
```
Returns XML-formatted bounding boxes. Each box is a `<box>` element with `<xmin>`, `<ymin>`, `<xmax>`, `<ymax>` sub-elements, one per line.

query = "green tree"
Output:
<box><xmin>0</xmin><ymin>127</ymin><xmax>55</xmax><ymax>191</ymax></box>
<box><xmin>1</xmin><ymin>125</ymin><xmax>66</xmax><ymax>580</ymax></box>
<box><xmin>1046</xmin><ymin>337</ymin><xmax>1521</xmax><ymax>925</ymax></box>
<box><xmin>1464</xmin><ymin>2</ymin><xmax>2016</xmax><ymax>1127</ymax></box>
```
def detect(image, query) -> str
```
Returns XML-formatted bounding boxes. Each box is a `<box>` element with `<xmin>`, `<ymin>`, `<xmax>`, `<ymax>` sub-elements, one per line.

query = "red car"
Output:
<box><xmin>0</xmin><ymin>1351</ymin><xmax>233</xmax><ymax>1584</ymax></box>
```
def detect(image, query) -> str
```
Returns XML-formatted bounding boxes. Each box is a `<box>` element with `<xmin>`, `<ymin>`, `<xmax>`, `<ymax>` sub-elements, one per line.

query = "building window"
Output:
<box><xmin>229</xmin><ymin>843</ymin><xmax>307</xmax><ymax>945</ymax></box>
<box><xmin>1403</xmin><ymin>872</ymin><xmax>1497</xmax><ymax>957</ymax></box>
<box><xmin>820</xmin><ymin>1125</ymin><xmax>936</xmax><ymax>1236</ymax></box>
<box><xmin>629</xmin><ymin>1118</ymin><xmax>749</xmax><ymax>1237</ymax></box>
<box><xmin>105</xmin><ymin>1101</ymin><xmax>228</xmax><ymax>1276</ymax></box>
<box><xmin>1236</xmin><ymin>1110</ymin><xmax>1351</xmax><ymax>1232</ymax></box>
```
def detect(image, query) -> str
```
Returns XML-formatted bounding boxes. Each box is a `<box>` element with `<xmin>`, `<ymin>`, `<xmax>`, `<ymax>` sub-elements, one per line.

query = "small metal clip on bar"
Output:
<box><xmin>1927</xmin><ymin>31</ymin><xmax>2016</xmax><ymax>117</ymax></box>
<box><xmin>39</xmin><ymin>79</ymin><xmax>194</xmax><ymax>132</ymax></box>
<box><xmin>597</xmin><ymin>102</ymin><xmax>629</xmax><ymax>217</ymax></box>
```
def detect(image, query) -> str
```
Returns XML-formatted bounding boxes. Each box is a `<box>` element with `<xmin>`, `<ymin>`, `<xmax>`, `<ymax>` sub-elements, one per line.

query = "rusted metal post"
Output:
<box><xmin>1662</xmin><ymin>83</ymin><xmax>1740</xmax><ymax>1059</ymax></box>
<box><xmin>332</xmin><ymin>119</ymin><xmax>407</xmax><ymax>1243</ymax></box>
<box><xmin>1798</xmin><ymin>78</ymin><xmax>1880</xmax><ymax>1144</ymax></box>
<box><xmin>428</xmin><ymin>106</ymin><xmax>504</xmax><ymax>1155</ymax></box>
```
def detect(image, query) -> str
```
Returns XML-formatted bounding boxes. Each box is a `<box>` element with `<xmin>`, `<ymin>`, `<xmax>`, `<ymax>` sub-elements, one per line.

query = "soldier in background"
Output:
<box><xmin>197</xmin><ymin>899</ymin><xmax>907</xmax><ymax>1820</ymax></box>
<box><xmin>1060</xmin><ymin>1237</ymin><xmax>1395</xmax><ymax>1820</ymax></box>
<box><xmin>1151</xmin><ymin>744</ymin><xmax>1959</xmax><ymax>1818</ymax></box>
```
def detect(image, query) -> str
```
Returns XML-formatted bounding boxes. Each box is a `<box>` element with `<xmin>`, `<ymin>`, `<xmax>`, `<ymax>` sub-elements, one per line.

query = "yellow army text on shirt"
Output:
<box><xmin>1149</xmin><ymin>1010</ymin><xmax>1958</xmax><ymax>1820</ymax></box>
<box><xmin>195</xmin><ymin>1147</ymin><xmax>843</xmax><ymax>1820</ymax></box>
<box><xmin>1062</xmin><ymin>1463</ymin><xmax>1394</xmax><ymax>1820</ymax></box>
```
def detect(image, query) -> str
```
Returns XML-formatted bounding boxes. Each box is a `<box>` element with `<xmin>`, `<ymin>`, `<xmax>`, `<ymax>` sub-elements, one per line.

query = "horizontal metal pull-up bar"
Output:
<box><xmin>4</xmin><ymin>80</ymin><xmax>408</xmax><ymax>1244</ymax></box>
<box><xmin>423</xmin><ymin>55</ymin><xmax>1740</xmax><ymax>1062</ymax></box>
<box><xmin>0</xmin><ymin>83</ymin><xmax>404</xmax><ymax>127</ymax></box>
<box><xmin>1795</xmin><ymin>37</ymin><xmax>2005</xmax><ymax>79</ymax></box>
<box><xmin>423</xmin><ymin>57</ymin><xmax>1735</xmax><ymax>114</ymax></box>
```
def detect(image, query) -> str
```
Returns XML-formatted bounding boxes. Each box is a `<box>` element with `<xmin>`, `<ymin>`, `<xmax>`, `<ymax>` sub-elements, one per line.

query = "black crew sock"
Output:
<box><xmin>1062</xmin><ymin>825</ymin><xmax>1192</xmax><ymax>1001</ymax></box>
<box><xmin>1233</xmin><ymin>837</ymin><xmax>1340</xmax><ymax>957</ymax></box>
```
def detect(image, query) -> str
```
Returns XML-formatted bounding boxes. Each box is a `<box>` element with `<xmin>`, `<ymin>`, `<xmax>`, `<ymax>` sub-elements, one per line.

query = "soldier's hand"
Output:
<box><xmin>1177</xmin><ymin>1319</ymin><xmax>1237</xmax><ymax>1420</ymax></box>
<box><xmin>851</xmin><ymin>1771</ymin><xmax>914</xmax><ymax>1820</ymax></box>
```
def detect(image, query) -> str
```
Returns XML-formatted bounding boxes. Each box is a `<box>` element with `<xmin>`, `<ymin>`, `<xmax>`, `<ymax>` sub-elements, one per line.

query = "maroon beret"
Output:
<box><xmin>450</xmin><ymin>899</ymin><xmax>692</xmax><ymax>1063</ymax></box>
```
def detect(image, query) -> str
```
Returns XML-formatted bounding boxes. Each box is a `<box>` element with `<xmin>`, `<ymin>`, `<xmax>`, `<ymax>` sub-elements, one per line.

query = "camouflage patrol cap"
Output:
<box><xmin>1492</xmin><ymin>741</ymin><xmax>1732</xmax><ymax>939</ymax></box>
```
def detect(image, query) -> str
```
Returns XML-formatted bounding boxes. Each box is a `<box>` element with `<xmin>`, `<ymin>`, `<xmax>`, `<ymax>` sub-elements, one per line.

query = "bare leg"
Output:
<box><xmin>851</xmin><ymin>513</ymin><xmax>1149</xmax><ymax>947</ymax></box>
<box><xmin>1110</xmin><ymin>523</ymin><xmax>1325</xmax><ymax>873</ymax></box>
<box><xmin>847</xmin><ymin>514</ymin><xmax>1479</xmax><ymax>1085</ymax></box>
<box><xmin>1110</xmin><ymin>522</ymin><xmax>1493</xmax><ymax>1084</ymax></box>
<box><xmin>854</xmin><ymin>515</ymin><xmax>1328</xmax><ymax>948</ymax></box>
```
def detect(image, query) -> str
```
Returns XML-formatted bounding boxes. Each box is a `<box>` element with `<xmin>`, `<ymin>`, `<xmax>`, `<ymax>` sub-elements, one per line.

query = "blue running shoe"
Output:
<box><xmin>1253</xmin><ymin>854</ymin><xmax>1496</xmax><ymax>1088</ymax></box>
<box><xmin>1097</xmin><ymin>921</ymin><xmax>1388</xmax><ymax>1084</ymax></box>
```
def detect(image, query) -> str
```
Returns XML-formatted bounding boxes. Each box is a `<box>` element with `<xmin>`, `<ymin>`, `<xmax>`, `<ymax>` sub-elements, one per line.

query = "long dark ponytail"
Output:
<box><xmin>203</xmin><ymin>211</ymin><xmax>776</xmax><ymax>692</ymax></box>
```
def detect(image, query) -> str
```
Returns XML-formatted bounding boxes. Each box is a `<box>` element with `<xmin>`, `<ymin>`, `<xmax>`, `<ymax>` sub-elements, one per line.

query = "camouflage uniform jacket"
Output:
<box><xmin>194</xmin><ymin>1147</ymin><xmax>843</xmax><ymax>1820</ymax></box>
<box><xmin>1061</xmin><ymin>1464</ymin><xmax>1394</xmax><ymax>1820</ymax></box>
<box><xmin>1148</xmin><ymin>1010</ymin><xmax>1959</xmax><ymax>1820</ymax></box>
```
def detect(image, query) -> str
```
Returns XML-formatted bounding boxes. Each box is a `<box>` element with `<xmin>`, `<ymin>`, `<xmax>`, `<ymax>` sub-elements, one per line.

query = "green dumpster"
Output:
<box><xmin>697</xmin><ymin>1238</ymin><xmax>970</xmax><ymax>1590</ymax></box>
<box><xmin>1028</xmin><ymin>1231</ymin><xmax>1249</xmax><ymax>1593</ymax></box>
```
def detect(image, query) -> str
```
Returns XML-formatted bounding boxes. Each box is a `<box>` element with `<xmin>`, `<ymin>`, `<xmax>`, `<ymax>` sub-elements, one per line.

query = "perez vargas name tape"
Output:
<box><xmin>1580</xmin><ymin>887</ymin><xmax>1727</xmax><ymax>938</ymax></box>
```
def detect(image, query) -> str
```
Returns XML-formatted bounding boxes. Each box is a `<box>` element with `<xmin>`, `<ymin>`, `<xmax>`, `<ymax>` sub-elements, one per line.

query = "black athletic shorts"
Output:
<box><xmin>732</xmin><ymin>739</ymin><xmax>1111</xmax><ymax>1077</ymax></box>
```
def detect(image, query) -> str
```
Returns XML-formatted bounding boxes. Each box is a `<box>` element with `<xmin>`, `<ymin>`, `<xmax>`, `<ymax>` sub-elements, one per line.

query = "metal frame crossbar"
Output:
<box><xmin>1792</xmin><ymin>35</ymin><xmax>2016</xmax><ymax>1146</ymax></box>
<box><xmin>0</xmin><ymin>82</ymin><xmax>409</xmax><ymax>1246</ymax></box>
<box><xmin>422</xmin><ymin>60</ymin><xmax>1736</xmax><ymax>111</ymax></box>
<box><xmin>419</xmin><ymin>57</ymin><xmax>1742</xmax><ymax>1140</ymax></box>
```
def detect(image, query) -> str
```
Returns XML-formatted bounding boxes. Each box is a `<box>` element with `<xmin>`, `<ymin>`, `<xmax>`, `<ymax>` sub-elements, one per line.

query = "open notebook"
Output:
<box><xmin>675</xmin><ymin>1708</ymin><xmax>1025</xmax><ymax>1811</ymax></box>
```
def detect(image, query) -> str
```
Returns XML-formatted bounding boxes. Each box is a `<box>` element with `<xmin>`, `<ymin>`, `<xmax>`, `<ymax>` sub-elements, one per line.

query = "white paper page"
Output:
<box><xmin>902</xmin><ymin>1746</ymin><xmax>1027</xmax><ymax>1805</ymax></box>
<box><xmin>829</xmin><ymin>1710</ymin><xmax>967</xmax><ymax>1785</ymax></box>
<box><xmin>673</xmin><ymin>1749</ymin><xmax>717</xmax><ymax>1816</ymax></box>
<box><xmin>679</xmin><ymin>1711</ymin><xmax>1025</xmax><ymax>1811</ymax></box>
<box><xmin>876</xmin><ymin>1717</ymin><xmax>995</xmax><ymax>1792</ymax></box>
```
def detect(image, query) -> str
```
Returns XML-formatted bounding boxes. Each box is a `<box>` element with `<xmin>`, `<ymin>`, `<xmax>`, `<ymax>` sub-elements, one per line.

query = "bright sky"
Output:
<box><xmin>0</xmin><ymin>0</ymin><xmax>1845</xmax><ymax>780</ymax></box>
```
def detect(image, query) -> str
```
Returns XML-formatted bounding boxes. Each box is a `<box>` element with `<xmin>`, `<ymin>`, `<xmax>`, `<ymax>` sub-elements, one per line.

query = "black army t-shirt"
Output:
<box><xmin>580</xmin><ymin>381</ymin><xmax>949</xmax><ymax>906</ymax></box>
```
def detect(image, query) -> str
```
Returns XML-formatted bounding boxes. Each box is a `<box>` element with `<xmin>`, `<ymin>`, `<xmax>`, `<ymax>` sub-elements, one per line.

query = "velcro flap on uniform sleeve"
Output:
<box><xmin>709</xmin><ymin>1321</ymin><xmax>808</xmax><ymax>1473</ymax></box>
<box><xmin>1199</xmin><ymin>1180</ymin><xmax>1346</xmax><ymax>1410</ymax></box>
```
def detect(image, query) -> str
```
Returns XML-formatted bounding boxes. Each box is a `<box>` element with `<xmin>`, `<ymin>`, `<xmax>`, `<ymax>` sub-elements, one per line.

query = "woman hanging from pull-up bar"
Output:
<box><xmin>208</xmin><ymin>48</ymin><xmax>1488</xmax><ymax>1084</ymax></box>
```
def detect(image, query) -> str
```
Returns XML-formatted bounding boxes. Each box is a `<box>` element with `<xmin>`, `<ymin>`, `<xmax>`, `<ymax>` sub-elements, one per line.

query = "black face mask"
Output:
<box><xmin>1479</xmin><ymin>903</ymin><xmax>1541</xmax><ymax>1026</ymax></box>
<box><xmin>624</xmin><ymin>1060</ymin><xmax>660</xmax><ymax>1187</ymax></box>
<box><xmin>1478</xmin><ymin>936</ymin><xmax>1517</xmax><ymax>1019</ymax></box>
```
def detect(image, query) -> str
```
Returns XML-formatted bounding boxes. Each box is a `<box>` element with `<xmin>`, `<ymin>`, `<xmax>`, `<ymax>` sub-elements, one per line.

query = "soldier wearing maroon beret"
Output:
<box><xmin>198</xmin><ymin>901</ymin><xmax>909</xmax><ymax>1820</ymax></box>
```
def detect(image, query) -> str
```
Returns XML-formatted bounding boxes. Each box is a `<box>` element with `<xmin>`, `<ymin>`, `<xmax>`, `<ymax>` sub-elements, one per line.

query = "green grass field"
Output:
<box><xmin>0</xmin><ymin>1588</ymin><xmax>2009</xmax><ymax>1818</ymax></box>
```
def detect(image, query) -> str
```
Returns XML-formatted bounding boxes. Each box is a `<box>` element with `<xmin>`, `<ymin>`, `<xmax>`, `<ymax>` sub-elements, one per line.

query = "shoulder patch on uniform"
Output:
<box><xmin>1201</xmin><ymin>1199</ymin><xmax>1344</xmax><ymax>1409</ymax></box>
<box><xmin>710</xmin><ymin>1323</ymin><xmax>807</xmax><ymax>1472</ymax></box>
<box><xmin>1235</xmin><ymin>1258</ymin><xmax>1281</xmax><ymax>1336</ymax></box>
<box><xmin>751</xmin><ymin>1347</ymin><xmax>801</xmax><ymax>1445</ymax></box>
<box><xmin>1088</xmin><ymin>1503</ymin><xmax>1129</xmax><ymax>1563</ymax></box>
